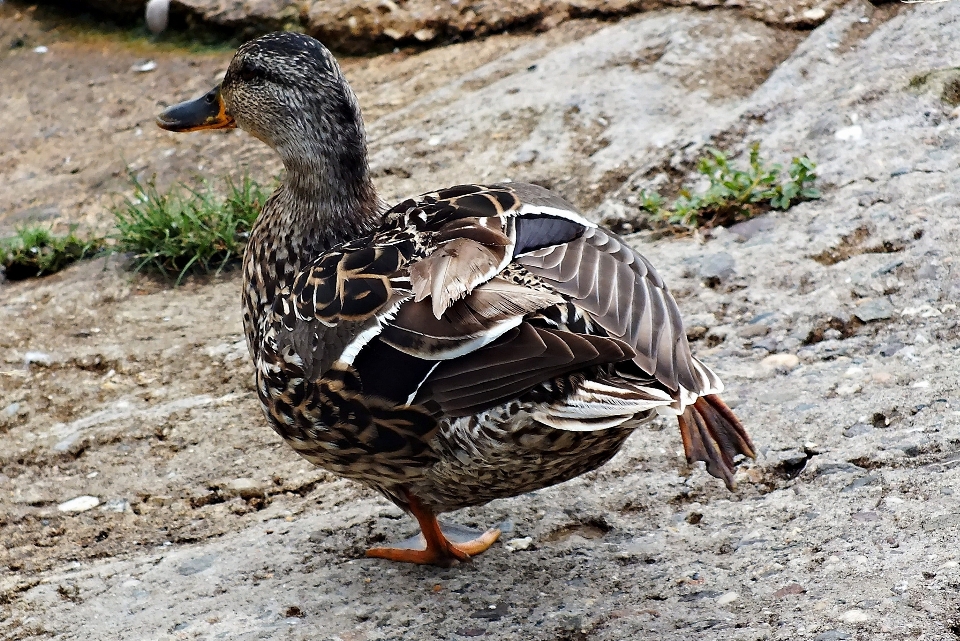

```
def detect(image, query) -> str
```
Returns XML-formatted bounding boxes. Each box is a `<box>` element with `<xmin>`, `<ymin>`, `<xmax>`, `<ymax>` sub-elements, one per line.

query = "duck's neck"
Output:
<box><xmin>277</xmin><ymin>141</ymin><xmax>382</xmax><ymax>247</ymax></box>
<box><xmin>242</xmin><ymin>136</ymin><xmax>382</xmax><ymax>349</ymax></box>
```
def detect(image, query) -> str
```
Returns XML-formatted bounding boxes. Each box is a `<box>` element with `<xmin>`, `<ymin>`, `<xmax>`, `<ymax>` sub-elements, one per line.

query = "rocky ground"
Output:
<box><xmin>53</xmin><ymin>0</ymin><xmax>839</xmax><ymax>52</ymax></box>
<box><xmin>3</xmin><ymin>1</ymin><xmax>960</xmax><ymax>640</ymax></box>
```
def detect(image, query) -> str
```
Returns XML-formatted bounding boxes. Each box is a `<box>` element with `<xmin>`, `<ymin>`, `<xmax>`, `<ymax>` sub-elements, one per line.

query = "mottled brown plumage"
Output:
<box><xmin>157</xmin><ymin>32</ymin><xmax>755</xmax><ymax>566</ymax></box>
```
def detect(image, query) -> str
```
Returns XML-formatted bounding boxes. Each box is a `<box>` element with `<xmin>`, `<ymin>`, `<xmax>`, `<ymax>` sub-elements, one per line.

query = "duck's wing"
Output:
<box><xmin>281</xmin><ymin>182</ymin><xmax>718</xmax><ymax>419</ymax></box>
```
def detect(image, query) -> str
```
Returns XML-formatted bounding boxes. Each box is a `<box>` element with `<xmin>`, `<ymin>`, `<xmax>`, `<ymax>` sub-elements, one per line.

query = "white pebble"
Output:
<box><xmin>33</xmin><ymin>45</ymin><xmax>48</xmax><ymax>54</ymax></box>
<box><xmin>835</xmin><ymin>125</ymin><xmax>863</xmax><ymax>141</ymax></box>
<box><xmin>761</xmin><ymin>353</ymin><xmax>800</xmax><ymax>371</ymax></box>
<box><xmin>146</xmin><ymin>0</ymin><xmax>171</xmax><ymax>34</ymax></box>
<box><xmin>131</xmin><ymin>60</ymin><xmax>157</xmax><ymax>73</ymax></box>
<box><xmin>838</xmin><ymin>609</ymin><xmax>871</xmax><ymax>623</ymax></box>
<box><xmin>24</xmin><ymin>351</ymin><xmax>53</xmax><ymax>367</ymax></box>
<box><xmin>802</xmin><ymin>7</ymin><xmax>827</xmax><ymax>21</ymax></box>
<box><xmin>716</xmin><ymin>592</ymin><xmax>739</xmax><ymax>606</ymax></box>
<box><xmin>504</xmin><ymin>536</ymin><xmax>534</xmax><ymax>552</ymax></box>
<box><xmin>58</xmin><ymin>496</ymin><xmax>100</xmax><ymax>513</ymax></box>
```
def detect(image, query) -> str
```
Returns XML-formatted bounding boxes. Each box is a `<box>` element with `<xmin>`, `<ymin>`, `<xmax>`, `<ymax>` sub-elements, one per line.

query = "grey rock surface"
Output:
<box><xmin>3</xmin><ymin>1</ymin><xmax>960</xmax><ymax>640</ymax></box>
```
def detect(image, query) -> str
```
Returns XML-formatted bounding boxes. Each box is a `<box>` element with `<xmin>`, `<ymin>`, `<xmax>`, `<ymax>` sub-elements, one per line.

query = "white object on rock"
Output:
<box><xmin>716</xmin><ymin>592</ymin><xmax>739</xmax><ymax>606</ymax></box>
<box><xmin>835</xmin><ymin>125</ymin><xmax>863</xmax><ymax>141</ymax></box>
<box><xmin>802</xmin><ymin>7</ymin><xmax>826</xmax><ymax>21</ymax></box>
<box><xmin>24</xmin><ymin>351</ymin><xmax>53</xmax><ymax>367</ymax></box>
<box><xmin>838</xmin><ymin>609</ymin><xmax>871</xmax><ymax>623</ymax></box>
<box><xmin>504</xmin><ymin>536</ymin><xmax>534</xmax><ymax>552</ymax></box>
<box><xmin>33</xmin><ymin>45</ymin><xmax>48</xmax><ymax>54</ymax></box>
<box><xmin>146</xmin><ymin>0</ymin><xmax>171</xmax><ymax>35</ymax></box>
<box><xmin>132</xmin><ymin>60</ymin><xmax>157</xmax><ymax>73</ymax></box>
<box><xmin>761</xmin><ymin>353</ymin><xmax>800</xmax><ymax>372</ymax></box>
<box><xmin>58</xmin><ymin>496</ymin><xmax>100</xmax><ymax>513</ymax></box>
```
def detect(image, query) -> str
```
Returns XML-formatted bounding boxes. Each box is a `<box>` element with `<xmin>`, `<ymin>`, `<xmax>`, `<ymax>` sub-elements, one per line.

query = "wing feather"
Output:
<box><xmin>519</xmin><ymin>226</ymin><xmax>705</xmax><ymax>395</ymax></box>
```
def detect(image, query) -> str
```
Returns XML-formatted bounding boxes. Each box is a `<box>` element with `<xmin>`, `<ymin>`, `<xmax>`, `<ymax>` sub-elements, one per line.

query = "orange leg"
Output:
<box><xmin>365</xmin><ymin>493</ymin><xmax>501</xmax><ymax>567</ymax></box>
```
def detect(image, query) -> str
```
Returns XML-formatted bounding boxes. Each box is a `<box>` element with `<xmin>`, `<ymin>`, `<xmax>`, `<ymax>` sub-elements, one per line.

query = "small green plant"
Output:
<box><xmin>0</xmin><ymin>225</ymin><xmax>104</xmax><ymax>280</ymax></box>
<box><xmin>112</xmin><ymin>173</ymin><xmax>272</xmax><ymax>284</ymax></box>
<box><xmin>638</xmin><ymin>143</ymin><xmax>820</xmax><ymax>229</ymax></box>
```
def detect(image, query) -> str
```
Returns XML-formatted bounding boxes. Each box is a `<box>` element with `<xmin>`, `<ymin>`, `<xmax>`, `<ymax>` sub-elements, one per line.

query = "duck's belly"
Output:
<box><xmin>256</xmin><ymin>350</ymin><xmax>655</xmax><ymax>513</ymax></box>
<box><xmin>406</xmin><ymin>406</ymin><xmax>649</xmax><ymax>514</ymax></box>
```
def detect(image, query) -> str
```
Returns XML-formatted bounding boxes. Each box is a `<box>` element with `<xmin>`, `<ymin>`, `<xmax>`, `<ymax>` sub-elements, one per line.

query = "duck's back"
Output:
<box><xmin>253</xmin><ymin>182</ymin><xmax>739</xmax><ymax>512</ymax></box>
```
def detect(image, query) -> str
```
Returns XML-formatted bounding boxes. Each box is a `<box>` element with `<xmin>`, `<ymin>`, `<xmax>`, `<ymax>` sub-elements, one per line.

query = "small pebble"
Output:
<box><xmin>853</xmin><ymin>298</ymin><xmax>893</xmax><ymax>322</ymax></box>
<box><xmin>504</xmin><ymin>536</ymin><xmax>533</xmax><ymax>552</ymax></box>
<box><xmin>131</xmin><ymin>60</ymin><xmax>157</xmax><ymax>73</ymax></box>
<box><xmin>699</xmin><ymin>252</ymin><xmax>736</xmax><ymax>283</ymax></box>
<box><xmin>835</xmin><ymin>382</ymin><xmax>860</xmax><ymax>396</ymax></box>
<box><xmin>843</xmin><ymin>423</ymin><xmax>873</xmax><ymax>438</ymax></box>
<box><xmin>835</xmin><ymin>125</ymin><xmax>862</xmax><ymax>141</ymax></box>
<box><xmin>24</xmin><ymin>351</ymin><xmax>53</xmax><ymax>367</ymax></box>
<box><xmin>738</xmin><ymin>324</ymin><xmax>770</xmax><ymax>338</ymax></box>
<box><xmin>802</xmin><ymin>7</ymin><xmax>827</xmax><ymax>20</ymax></box>
<box><xmin>101</xmin><ymin>498</ymin><xmax>131</xmax><ymax>513</ymax></box>
<box><xmin>838</xmin><ymin>609</ymin><xmax>871</xmax><ymax>623</ymax></box>
<box><xmin>58</xmin><ymin>496</ymin><xmax>100</xmax><ymax>513</ymax></box>
<box><xmin>774</xmin><ymin>583</ymin><xmax>806</xmax><ymax>598</ymax></box>
<box><xmin>761</xmin><ymin>353</ymin><xmax>800</xmax><ymax>372</ymax></box>
<box><xmin>716</xmin><ymin>591</ymin><xmax>738</xmax><ymax>606</ymax></box>
<box><xmin>33</xmin><ymin>45</ymin><xmax>47</xmax><ymax>54</ymax></box>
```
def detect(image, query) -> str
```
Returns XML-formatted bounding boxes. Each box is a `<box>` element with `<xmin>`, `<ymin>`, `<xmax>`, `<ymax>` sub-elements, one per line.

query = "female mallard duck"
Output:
<box><xmin>157</xmin><ymin>32</ymin><xmax>755</xmax><ymax>566</ymax></box>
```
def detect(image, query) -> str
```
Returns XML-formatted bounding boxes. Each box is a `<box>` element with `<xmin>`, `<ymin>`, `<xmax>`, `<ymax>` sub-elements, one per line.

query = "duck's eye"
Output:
<box><xmin>237</xmin><ymin>65</ymin><xmax>258</xmax><ymax>82</ymax></box>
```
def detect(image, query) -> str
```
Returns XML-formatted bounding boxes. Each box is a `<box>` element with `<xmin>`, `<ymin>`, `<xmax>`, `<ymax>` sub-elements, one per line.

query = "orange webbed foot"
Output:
<box><xmin>365</xmin><ymin>493</ymin><xmax>501</xmax><ymax>566</ymax></box>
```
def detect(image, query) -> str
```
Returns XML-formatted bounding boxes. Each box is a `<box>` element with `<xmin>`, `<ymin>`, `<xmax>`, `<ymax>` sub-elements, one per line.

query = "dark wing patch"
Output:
<box><xmin>435</xmin><ymin>184</ymin><xmax>485</xmax><ymax>199</ymax></box>
<box><xmin>351</xmin><ymin>338</ymin><xmax>437</xmax><ymax>405</ymax></box>
<box><xmin>514</xmin><ymin>215</ymin><xmax>585</xmax><ymax>255</ymax></box>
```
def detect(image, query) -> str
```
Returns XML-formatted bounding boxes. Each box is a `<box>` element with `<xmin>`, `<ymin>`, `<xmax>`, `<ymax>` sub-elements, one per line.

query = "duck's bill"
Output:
<box><xmin>156</xmin><ymin>85</ymin><xmax>236</xmax><ymax>132</ymax></box>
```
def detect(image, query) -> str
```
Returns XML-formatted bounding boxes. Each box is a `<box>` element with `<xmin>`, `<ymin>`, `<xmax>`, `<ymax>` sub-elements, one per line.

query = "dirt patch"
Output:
<box><xmin>809</xmin><ymin>225</ymin><xmax>912</xmax><ymax>266</ymax></box>
<box><xmin>673</xmin><ymin>22</ymin><xmax>806</xmax><ymax>100</ymax></box>
<box><xmin>835</xmin><ymin>0</ymin><xmax>903</xmax><ymax>54</ymax></box>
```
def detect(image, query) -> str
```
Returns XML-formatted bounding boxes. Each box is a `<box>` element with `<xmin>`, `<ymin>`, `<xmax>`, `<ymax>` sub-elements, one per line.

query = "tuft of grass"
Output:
<box><xmin>111</xmin><ymin>173</ymin><xmax>272</xmax><ymax>284</ymax></box>
<box><xmin>633</xmin><ymin>143</ymin><xmax>820</xmax><ymax>230</ymax></box>
<box><xmin>0</xmin><ymin>226</ymin><xmax>104</xmax><ymax>281</ymax></box>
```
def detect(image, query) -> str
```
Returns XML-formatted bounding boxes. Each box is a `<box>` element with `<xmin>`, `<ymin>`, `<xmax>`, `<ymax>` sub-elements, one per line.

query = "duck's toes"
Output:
<box><xmin>440</xmin><ymin>523</ymin><xmax>502</xmax><ymax>556</ymax></box>
<box><xmin>365</xmin><ymin>524</ymin><xmax>501</xmax><ymax>567</ymax></box>
<box><xmin>365</xmin><ymin>542</ymin><xmax>469</xmax><ymax>567</ymax></box>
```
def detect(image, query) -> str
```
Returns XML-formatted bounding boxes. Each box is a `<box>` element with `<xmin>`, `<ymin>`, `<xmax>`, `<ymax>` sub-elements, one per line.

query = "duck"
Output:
<box><xmin>156</xmin><ymin>32</ymin><xmax>755</xmax><ymax>567</ymax></box>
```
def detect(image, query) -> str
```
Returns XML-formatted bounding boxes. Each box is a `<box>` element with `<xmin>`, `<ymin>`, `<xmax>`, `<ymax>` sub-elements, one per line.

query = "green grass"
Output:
<box><xmin>634</xmin><ymin>143</ymin><xmax>820</xmax><ymax>230</ymax></box>
<box><xmin>111</xmin><ymin>173</ymin><xmax>272</xmax><ymax>284</ymax></box>
<box><xmin>0</xmin><ymin>226</ymin><xmax>103</xmax><ymax>281</ymax></box>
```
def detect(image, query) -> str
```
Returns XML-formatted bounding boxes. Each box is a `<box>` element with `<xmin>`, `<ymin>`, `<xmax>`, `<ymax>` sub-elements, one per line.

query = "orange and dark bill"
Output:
<box><xmin>156</xmin><ymin>85</ymin><xmax>235</xmax><ymax>132</ymax></box>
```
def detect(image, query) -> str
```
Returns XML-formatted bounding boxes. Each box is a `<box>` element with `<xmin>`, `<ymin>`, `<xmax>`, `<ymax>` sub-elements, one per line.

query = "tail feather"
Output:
<box><xmin>677</xmin><ymin>394</ymin><xmax>755</xmax><ymax>490</ymax></box>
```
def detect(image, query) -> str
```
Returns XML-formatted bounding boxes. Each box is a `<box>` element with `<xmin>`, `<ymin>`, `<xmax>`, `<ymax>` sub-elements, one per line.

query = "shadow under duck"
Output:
<box><xmin>157</xmin><ymin>32</ymin><xmax>755</xmax><ymax>567</ymax></box>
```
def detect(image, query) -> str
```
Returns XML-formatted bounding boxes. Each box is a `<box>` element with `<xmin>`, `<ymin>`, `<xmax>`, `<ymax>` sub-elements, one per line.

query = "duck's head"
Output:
<box><xmin>157</xmin><ymin>32</ymin><xmax>366</xmax><ymax>174</ymax></box>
